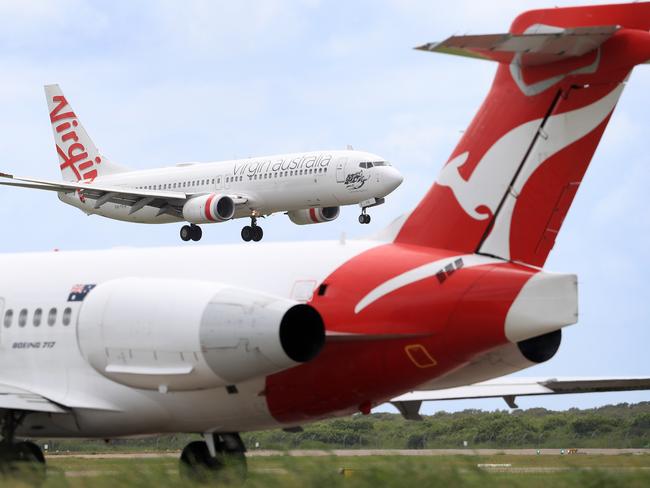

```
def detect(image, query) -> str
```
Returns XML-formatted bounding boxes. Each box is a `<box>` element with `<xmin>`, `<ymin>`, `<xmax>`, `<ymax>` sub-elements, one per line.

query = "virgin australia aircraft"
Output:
<box><xmin>0</xmin><ymin>85</ymin><xmax>403</xmax><ymax>242</ymax></box>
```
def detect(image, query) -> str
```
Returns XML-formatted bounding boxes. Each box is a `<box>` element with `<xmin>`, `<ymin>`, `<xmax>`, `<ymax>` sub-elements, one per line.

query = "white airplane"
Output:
<box><xmin>0</xmin><ymin>85</ymin><xmax>403</xmax><ymax>242</ymax></box>
<box><xmin>1</xmin><ymin>2</ymin><xmax>650</xmax><ymax>483</ymax></box>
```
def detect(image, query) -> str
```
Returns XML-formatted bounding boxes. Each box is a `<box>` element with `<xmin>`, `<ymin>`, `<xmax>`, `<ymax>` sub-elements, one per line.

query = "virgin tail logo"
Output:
<box><xmin>44</xmin><ymin>84</ymin><xmax>128</xmax><ymax>183</ymax></box>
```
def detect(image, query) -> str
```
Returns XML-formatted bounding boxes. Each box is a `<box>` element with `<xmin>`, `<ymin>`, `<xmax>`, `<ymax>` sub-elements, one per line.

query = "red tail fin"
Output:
<box><xmin>395</xmin><ymin>3</ymin><xmax>650</xmax><ymax>267</ymax></box>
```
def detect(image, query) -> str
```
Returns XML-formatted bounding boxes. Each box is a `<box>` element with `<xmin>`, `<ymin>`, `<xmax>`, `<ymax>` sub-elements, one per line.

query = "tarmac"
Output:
<box><xmin>48</xmin><ymin>448</ymin><xmax>650</xmax><ymax>458</ymax></box>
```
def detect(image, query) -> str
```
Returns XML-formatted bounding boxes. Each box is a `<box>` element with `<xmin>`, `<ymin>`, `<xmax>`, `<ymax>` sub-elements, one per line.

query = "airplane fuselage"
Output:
<box><xmin>58</xmin><ymin>150</ymin><xmax>402</xmax><ymax>224</ymax></box>
<box><xmin>0</xmin><ymin>237</ymin><xmax>570</xmax><ymax>439</ymax></box>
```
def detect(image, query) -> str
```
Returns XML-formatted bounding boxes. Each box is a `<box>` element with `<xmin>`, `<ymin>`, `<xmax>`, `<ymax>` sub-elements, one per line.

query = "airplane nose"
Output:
<box><xmin>385</xmin><ymin>168</ymin><xmax>404</xmax><ymax>192</ymax></box>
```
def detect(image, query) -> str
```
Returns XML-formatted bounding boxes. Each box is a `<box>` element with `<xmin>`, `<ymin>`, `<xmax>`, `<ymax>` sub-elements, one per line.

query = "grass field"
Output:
<box><xmin>3</xmin><ymin>453</ymin><xmax>650</xmax><ymax>487</ymax></box>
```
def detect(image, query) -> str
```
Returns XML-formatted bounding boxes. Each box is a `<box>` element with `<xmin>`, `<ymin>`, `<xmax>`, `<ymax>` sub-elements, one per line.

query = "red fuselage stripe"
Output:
<box><xmin>204</xmin><ymin>194</ymin><xmax>216</xmax><ymax>222</ymax></box>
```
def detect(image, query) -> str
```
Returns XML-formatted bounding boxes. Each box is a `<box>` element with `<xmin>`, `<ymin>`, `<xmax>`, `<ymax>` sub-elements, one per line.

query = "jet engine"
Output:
<box><xmin>182</xmin><ymin>194</ymin><xmax>235</xmax><ymax>224</ymax></box>
<box><xmin>288</xmin><ymin>206</ymin><xmax>340</xmax><ymax>225</ymax></box>
<box><xmin>77</xmin><ymin>278</ymin><xmax>325</xmax><ymax>391</ymax></box>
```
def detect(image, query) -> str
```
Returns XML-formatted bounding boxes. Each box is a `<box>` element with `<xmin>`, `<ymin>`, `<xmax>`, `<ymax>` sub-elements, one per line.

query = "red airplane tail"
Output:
<box><xmin>395</xmin><ymin>3</ymin><xmax>650</xmax><ymax>267</ymax></box>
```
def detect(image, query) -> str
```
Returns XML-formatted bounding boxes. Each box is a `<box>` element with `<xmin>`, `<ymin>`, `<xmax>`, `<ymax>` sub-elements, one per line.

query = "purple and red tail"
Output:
<box><xmin>395</xmin><ymin>3</ymin><xmax>650</xmax><ymax>267</ymax></box>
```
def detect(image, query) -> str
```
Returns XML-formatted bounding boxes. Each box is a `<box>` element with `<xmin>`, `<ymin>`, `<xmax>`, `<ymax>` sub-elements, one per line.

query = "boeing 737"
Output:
<box><xmin>0</xmin><ymin>85</ymin><xmax>403</xmax><ymax>242</ymax></box>
<box><xmin>0</xmin><ymin>2</ymin><xmax>649</xmax><ymax>483</ymax></box>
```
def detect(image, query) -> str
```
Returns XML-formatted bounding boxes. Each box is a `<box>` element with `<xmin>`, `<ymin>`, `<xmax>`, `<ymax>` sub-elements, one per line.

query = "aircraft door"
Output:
<box><xmin>0</xmin><ymin>299</ymin><xmax>3</xmax><ymax>345</ymax></box>
<box><xmin>215</xmin><ymin>175</ymin><xmax>223</xmax><ymax>191</ymax></box>
<box><xmin>335</xmin><ymin>158</ymin><xmax>348</xmax><ymax>183</ymax></box>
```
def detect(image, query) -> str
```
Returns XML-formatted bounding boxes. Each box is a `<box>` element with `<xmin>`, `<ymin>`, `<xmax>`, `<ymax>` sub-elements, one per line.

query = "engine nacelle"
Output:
<box><xmin>77</xmin><ymin>278</ymin><xmax>325</xmax><ymax>391</ymax></box>
<box><xmin>288</xmin><ymin>207</ymin><xmax>340</xmax><ymax>225</ymax></box>
<box><xmin>182</xmin><ymin>194</ymin><xmax>235</xmax><ymax>224</ymax></box>
<box><xmin>415</xmin><ymin>330</ymin><xmax>562</xmax><ymax>391</ymax></box>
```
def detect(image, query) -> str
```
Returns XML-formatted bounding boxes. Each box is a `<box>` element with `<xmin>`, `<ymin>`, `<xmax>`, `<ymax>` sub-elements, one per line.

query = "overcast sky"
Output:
<box><xmin>0</xmin><ymin>0</ymin><xmax>648</xmax><ymax>414</ymax></box>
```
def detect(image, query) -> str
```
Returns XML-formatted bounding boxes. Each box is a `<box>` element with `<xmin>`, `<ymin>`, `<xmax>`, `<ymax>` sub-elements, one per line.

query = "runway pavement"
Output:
<box><xmin>47</xmin><ymin>448</ymin><xmax>650</xmax><ymax>459</ymax></box>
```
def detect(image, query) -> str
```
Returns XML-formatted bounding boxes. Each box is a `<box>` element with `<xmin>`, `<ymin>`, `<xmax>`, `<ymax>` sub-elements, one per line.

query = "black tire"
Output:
<box><xmin>190</xmin><ymin>225</ymin><xmax>202</xmax><ymax>242</ymax></box>
<box><xmin>241</xmin><ymin>226</ymin><xmax>252</xmax><ymax>242</ymax></box>
<box><xmin>252</xmin><ymin>226</ymin><xmax>263</xmax><ymax>242</ymax></box>
<box><xmin>180</xmin><ymin>225</ymin><xmax>192</xmax><ymax>241</ymax></box>
<box><xmin>364</xmin><ymin>214</ymin><xmax>371</xmax><ymax>224</ymax></box>
<box><xmin>16</xmin><ymin>442</ymin><xmax>45</xmax><ymax>464</ymax></box>
<box><xmin>0</xmin><ymin>442</ymin><xmax>46</xmax><ymax>485</ymax></box>
<box><xmin>179</xmin><ymin>441</ymin><xmax>247</xmax><ymax>484</ymax></box>
<box><xmin>358</xmin><ymin>214</ymin><xmax>366</xmax><ymax>224</ymax></box>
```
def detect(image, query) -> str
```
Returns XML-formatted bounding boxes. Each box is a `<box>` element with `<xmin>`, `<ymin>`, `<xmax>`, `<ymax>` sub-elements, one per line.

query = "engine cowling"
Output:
<box><xmin>182</xmin><ymin>194</ymin><xmax>235</xmax><ymax>224</ymax></box>
<box><xmin>288</xmin><ymin>206</ymin><xmax>340</xmax><ymax>225</ymax></box>
<box><xmin>77</xmin><ymin>278</ymin><xmax>325</xmax><ymax>391</ymax></box>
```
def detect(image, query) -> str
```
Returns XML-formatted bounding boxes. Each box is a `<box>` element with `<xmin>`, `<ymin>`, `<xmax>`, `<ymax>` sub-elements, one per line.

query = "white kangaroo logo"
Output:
<box><xmin>437</xmin><ymin>84</ymin><xmax>624</xmax><ymax>245</ymax></box>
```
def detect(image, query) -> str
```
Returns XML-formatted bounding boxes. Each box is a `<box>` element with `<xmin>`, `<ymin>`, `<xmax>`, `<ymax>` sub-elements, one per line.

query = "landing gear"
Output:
<box><xmin>0</xmin><ymin>411</ymin><xmax>46</xmax><ymax>484</ymax></box>
<box><xmin>180</xmin><ymin>433</ymin><xmax>247</xmax><ymax>484</ymax></box>
<box><xmin>358</xmin><ymin>213</ymin><xmax>371</xmax><ymax>224</ymax></box>
<box><xmin>180</xmin><ymin>224</ymin><xmax>202</xmax><ymax>242</ymax></box>
<box><xmin>358</xmin><ymin>197</ymin><xmax>384</xmax><ymax>225</ymax></box>
<box><xmin>241</xmin><ymin>216</ymin><xmax>263</xmax><ymax>242</ymax></box>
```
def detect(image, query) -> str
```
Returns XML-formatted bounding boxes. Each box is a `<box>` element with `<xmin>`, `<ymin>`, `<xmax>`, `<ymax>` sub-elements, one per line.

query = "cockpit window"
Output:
<box><xmin>373</xmin><ymin>161</ymin><xmax>391</xmax><ymax>166</ymax></box>
<box><xmin>359</xmin><ymin>162</ymin><xmax>374</xmax><ymax>169</ymax></box>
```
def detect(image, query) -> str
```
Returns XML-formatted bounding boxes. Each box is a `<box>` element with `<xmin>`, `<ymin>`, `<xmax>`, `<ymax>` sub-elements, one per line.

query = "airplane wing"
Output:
<box><xmin>0</xmin><ymin>172</ymin><xmax>247</xmax><ymax>218</ymax></box>
<box><xmin>389</xmin><ymin>377</ymin><xmax>650</xmax><ymax>420</ymax></box>
<box><xmin>0</xmin><ymin>383</ymin><xmax>67</xmax><ymax>413</ymax></box>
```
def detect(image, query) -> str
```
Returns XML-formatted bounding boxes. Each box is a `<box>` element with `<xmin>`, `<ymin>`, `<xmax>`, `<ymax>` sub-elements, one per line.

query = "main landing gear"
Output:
<box><xmin>180</xmin><ymin>224</ymin><xmax>203</xmax><ymax>242</ymax></box>
<box><xmin>180</xmin><ymin>433</ymin><xmax>247</xmax><ymax>484</ymax></box>
<box><xmin>241</xmin><ymin>216</ymin><xmax>263</xmax><ymax>242</ymax></box>
<box><xmin>0</xmin><ymin>411</ymin><xmax>46</xmax><ymax>484</ymax></box>
<box><xmin>358</xmin><ymin>210</ymin><xmax>371</xmax><ymax>225</ymax></box>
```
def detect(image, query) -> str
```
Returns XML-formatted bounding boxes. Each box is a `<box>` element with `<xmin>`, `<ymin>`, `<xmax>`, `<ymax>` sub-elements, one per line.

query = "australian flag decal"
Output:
<box><xmin>68</xmin><ymin>284</ymin><xmax>96</xmax><ymax>302</ymax></box>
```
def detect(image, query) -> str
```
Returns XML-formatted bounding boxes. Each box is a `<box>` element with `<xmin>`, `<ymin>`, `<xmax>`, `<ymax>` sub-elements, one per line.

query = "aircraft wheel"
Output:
<box><xmin>190</xmin><ymin>225</ymin><xmax>202</xmax><ymax>242</ymax></box>
<box><xmin>241</xmin><ymin>226</ymin><xmax>252</xmax><ymax>242</ymax></box>
<box><xmin>0</xmin><ymin>441</ymin><xmax>46</xmax><ymax>484</ymax></box>
<box><xmin>364</xmin><ymin>214</ymin><xmax>371</xmax><ymax>224</ymax></box>
<box><xmin>180</xmin><ymin>225</ymin><xmax>192</xmax><ymax>241</ymax></box>
<box><xmin>179</xmin><ymin>440</ymin><xmax>247</xmax><ymax>484</ymax></box>
<box><xmin>252</xmin><ymin>226</ymin><xmax>263</xmax><ymax>242</ymax></box>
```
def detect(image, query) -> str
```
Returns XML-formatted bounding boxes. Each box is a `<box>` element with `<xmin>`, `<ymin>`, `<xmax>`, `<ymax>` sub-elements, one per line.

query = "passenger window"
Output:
<box><xmin>18</xmin><ymin>309</ymin><xmax>27</xmax><ymax>327</ymax></box>
<box><xmin>3</xmin><ymin>309</ymin><xmax>13</xmax><ymax>328</ymax></box>
<box><xmin>33</xmin><ymin>308</ymin><xmax>42</xmax><ymax>327</ymax></box>
<box><xmin>48</xmin><ymin>308</ymin><xmax>57</xmax><ymax>326</ymax></box>
<box><xmin>62</xmin><ymin>307</ymin><xmax>72</xmax><ymax>326</ymax></box>
<box><xmin>211</xmin><ymin>179</ymin><xmax>215</xmax><ymax>184</ymax></box>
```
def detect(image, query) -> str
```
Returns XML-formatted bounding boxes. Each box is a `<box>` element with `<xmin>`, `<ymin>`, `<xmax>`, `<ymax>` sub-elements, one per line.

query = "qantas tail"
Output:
<box><xmin>44</xmin><ymin>84</ymin><xmax>129</xmax><ymax>182</ymax></box>
<box><xmin>395</xmin><ymin>3</ymin><xmax>650</xmax><ymax>267</ymax></box>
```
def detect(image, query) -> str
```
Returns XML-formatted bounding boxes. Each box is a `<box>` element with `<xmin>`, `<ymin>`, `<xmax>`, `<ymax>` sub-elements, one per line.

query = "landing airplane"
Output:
<box><xmin>1</xmin><ymin>2</ymin><xmax>649</xmax><ymax>483</ymax></box>
<box><xmin>0</xmin><ymin>85</ymin><xmax>403</xmax><ymax>242</ymax></box>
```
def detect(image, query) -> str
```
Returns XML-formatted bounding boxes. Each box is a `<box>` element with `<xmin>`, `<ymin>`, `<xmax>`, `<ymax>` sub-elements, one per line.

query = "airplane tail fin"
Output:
<box><xmin>395</xmin><ymin>3</ymin><xmax>650</xmax><ymax>267</ymax></box>
<box><xmin>44</xmin><ymin>84</ymin><xmax>129</xmax><ymax>182</ymax></box>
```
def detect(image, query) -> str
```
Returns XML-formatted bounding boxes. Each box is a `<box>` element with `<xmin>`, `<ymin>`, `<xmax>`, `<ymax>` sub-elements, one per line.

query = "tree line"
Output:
<box><xmin>38</xmin><ymin>402</ymin><xmax>650</xmax><ymax>452</ymax></box>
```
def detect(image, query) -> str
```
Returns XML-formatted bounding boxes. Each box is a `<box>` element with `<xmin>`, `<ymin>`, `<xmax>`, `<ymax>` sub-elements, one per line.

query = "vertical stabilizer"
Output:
<box><xmin>395</xmin><ymin>3</ymin><xmax>650</xmax><ymax>267</ymax></box>
<box><xmin>44</xmin><ymin>84</ymin><xmax>128</xmax><ymax>182</ymax></box>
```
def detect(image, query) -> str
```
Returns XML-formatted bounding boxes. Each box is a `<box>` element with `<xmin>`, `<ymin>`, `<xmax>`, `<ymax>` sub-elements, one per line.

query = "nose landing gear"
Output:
<box><xmin>241</xmin><ymin>216</ymin><xmax>263</xmax><ymax>242</ymax></box>
<box><xmin>358</xmin><ymin>197</ymin><xmax>384</xmax><ymax>225</ymax></box>
<box><xmin>180</xmin><ymin>224</ymin><xmax>203</xmax><ymax>242</ymax></box>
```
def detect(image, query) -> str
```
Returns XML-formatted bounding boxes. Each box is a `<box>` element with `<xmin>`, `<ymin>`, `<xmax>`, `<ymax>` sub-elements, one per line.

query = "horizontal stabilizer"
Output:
<box><xmin>416</xmin><ymin>25</ymin><xmax>619</xmax><ymax>66</ymax></box>
<box><xmin>389</xmin><ymin>376</ymin><xmax>650</xmax><ymax>420</ymax></box>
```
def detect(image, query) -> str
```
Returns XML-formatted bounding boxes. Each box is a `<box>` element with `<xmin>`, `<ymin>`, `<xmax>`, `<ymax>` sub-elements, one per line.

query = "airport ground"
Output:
<box><xmin>3</xmin><ymin>451</ymin><xmax>650</xmax><ymax>487</ymax></box>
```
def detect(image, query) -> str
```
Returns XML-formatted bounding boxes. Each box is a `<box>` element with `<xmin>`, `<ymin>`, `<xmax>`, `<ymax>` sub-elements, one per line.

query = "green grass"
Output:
<box><xmin>2</xmin><ymin>454</ymin><xmax>650</xmax><ymax>487</ymax></box>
